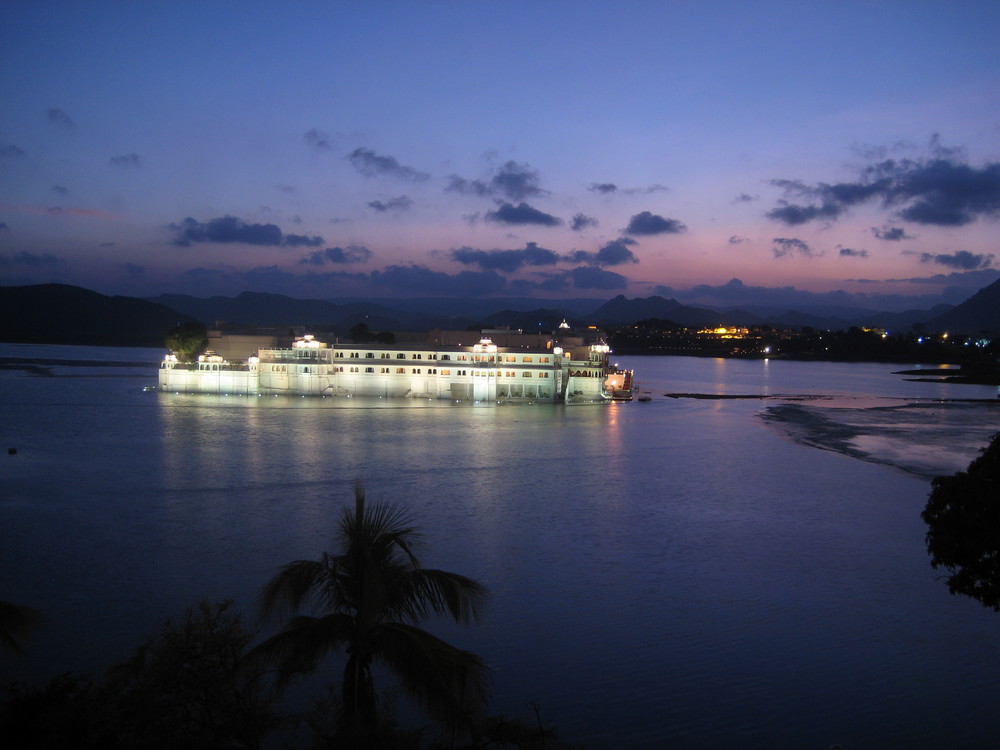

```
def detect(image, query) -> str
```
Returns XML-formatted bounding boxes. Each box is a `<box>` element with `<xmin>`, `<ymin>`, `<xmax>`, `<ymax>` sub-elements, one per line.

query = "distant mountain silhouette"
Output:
<box><xmin>150</xmin><ymin>291</ymin><xmax>466</xmax><ymax>331</ymax></box>
<box><xmin>925</xmin><ymin>278</ymin><xmax>1000</xmax><ymax>333</ymax></box>
<box><xmin>0</xmin><ymin>284</ymin><xmax>195</xmax><ymax>346</ymax></box>
<box><xmin>590</xmin><ymin>295</ymin><xmax>722</xmax><ymax>327</ymax></box>
<box><xmin>2</xmin><ymin>280</ymin><xmax>995</xmax><ymax>348</ymax></box>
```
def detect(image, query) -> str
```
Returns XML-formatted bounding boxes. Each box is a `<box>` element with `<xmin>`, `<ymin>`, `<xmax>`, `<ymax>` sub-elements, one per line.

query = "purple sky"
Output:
<box><xmin>2</xmin><ymin>1</ymin><xmax>999</xmax><ymax>311</ymax></box>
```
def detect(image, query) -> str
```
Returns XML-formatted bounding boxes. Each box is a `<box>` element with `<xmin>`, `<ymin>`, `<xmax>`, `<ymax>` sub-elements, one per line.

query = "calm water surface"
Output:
<box><xmin>2</xmin><ymin>345</ymin><xmax>999</xmax><ymax>749</ymax></box>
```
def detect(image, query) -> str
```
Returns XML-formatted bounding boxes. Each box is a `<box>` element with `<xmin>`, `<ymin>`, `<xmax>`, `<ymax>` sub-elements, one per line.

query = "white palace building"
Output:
<box><xmin>159</xmin><ymin>325</ymin><xmax>634</xmax><ymax>404</ymax></box>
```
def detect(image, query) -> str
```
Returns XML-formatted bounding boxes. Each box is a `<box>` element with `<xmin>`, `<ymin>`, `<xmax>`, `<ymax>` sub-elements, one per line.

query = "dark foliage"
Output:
<box><xmin>165</xmin><ymin>320</ymin><xmax>208</xmax><ymax>361</ymax></box>
<box><xmin>923</xmin><ymin>433</ymin><xmax>1000</xmax><ymax>608</ymax></box>
<box><xmin>1</xmin><ymin>600</ymin><xmax>279</xmax><ymax>750</ymax></box>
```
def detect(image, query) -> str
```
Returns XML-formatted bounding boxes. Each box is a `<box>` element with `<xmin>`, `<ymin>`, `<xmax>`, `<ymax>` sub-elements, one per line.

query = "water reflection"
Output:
<box><xmin>5</xmin><ymin>353</ymin><xmax>1000</xmax><ymax>749</ymax></box>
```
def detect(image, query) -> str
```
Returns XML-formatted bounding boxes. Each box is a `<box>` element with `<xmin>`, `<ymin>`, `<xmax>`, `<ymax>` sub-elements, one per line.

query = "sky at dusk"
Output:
<box><xmin>2</xmin><ymin>1</ymin><xmax>999</xmax><ymax>312</ymax></box>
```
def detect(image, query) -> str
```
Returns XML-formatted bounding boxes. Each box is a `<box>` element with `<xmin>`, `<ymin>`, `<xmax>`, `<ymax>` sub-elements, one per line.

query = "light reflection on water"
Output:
<box><xmin>2</xmin><ymin>348</ymin><xmax>1000</xmax><ymax>749</ymax></box>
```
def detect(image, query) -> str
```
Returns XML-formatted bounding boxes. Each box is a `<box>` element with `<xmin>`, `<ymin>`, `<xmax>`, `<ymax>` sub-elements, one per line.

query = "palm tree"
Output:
<box><xmin>252</xmin><ymin>482</ymin><xmax>490</xmax><ymax>741</ymax></box>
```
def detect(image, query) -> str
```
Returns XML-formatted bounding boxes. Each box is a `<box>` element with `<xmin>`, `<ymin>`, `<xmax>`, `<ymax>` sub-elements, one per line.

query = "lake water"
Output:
<box><xmin>2</xmin><ymin>344</ymin><xmax>999</xmax><ymax>749</ymax></box>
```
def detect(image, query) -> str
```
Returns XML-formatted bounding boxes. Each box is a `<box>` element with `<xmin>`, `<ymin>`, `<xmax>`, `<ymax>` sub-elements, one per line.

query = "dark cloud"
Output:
<box><xmin>299</xmin><ymin>245</ymin><xmax>373</xmax><ymax>265</ymax></box>
<box><xmin>893</xmin><ymin>160</ymin><xmax>1000</xmax><ymax>225</ymax></box>
<box><xmin>170</xmin><ymin>216</ymin><xmax>284</xmax><ymax>247</ymax></box>
<box><xmin>766</xmin><ymin>200</ymin><xmax>844</xmax><ymax>225</ymax></box>
<box><xmin>445</xmin><ymin>175</ymin><xmax>492</xmax><ymax>197</ymax></box>
<box><xmin>917</xmin><ymin>250</ymin><xmax>993</xmax><ymax>270</ymax></box>
<box><xmin>728</xmin><ymin>235</ymin><xmax>749</xmax><ymax>244</ymax></box>
<box><xmin>448</xmin><ymin>160</ymin><xmax>547</xmax><ymax>201</ymax></box>
<box><xmin>490</xmin><ymin>161</ymin><xmax>546</xmax><ymax>201</ymax></box>
<box><xmin>485</xmin><ymin>202</ymin><xmax>562</xmax><ymax>227</ymax></box>
<box><xmin>125</xmin><ymin>262</ymin><xmax>144</xmax><ymax>276</ymax></box>
<box><xmin>1</xmin><ymin>144</ymin><xmax>26</xmax><ymax>158</ymax></box>
<box><xmin>450</xmin><ymin>242</ymin><xmax>559</xmax><ymax>273</ymax></box>
<box><xmin>623</xmin><ymin>211</ymin><xmax>686</xmax><ymax>236</ymax></box>
<box><xmin>51</xmin><ymin>185</ymin><xmax>69</xmax><ymax>195</ymax></box>
<box><xmin>0</xmin><ymin>222</ymin><xmax>8</xmax><ymax>231</ymax></box>
<box><xmin>588</xmin><ymin>182</ymin><xmax>668</xmax><ymax>196</ymax></box>
<box><xmin>0</xmin><ymin>251</ymin><xmax>61</xmax><ymax>267</ymax></box>
<box><xmin>872</xmin><ymin>225</ymin><xmax>913</xmax><ymax>241</ymax></box>
<box><xmin>367</xmin><ymin>196</ymin><xmax>413</xmax><ymax>212</ymax></box>
<box><xmin>370</xmin><ymin>264</ymin><xmax>507</xmax><ymax>296</ymax></box>
<box><xmin>767</xmin><ymin>138</ymin><xmax>1000</xmax><ymax>227</ymax></box>
<box><xmin>348</xmin><ymin>148</ymin><xmax>429</xmax><ymax>181</ymax></box>
<box><xmin>570</xmin><ymin>212</ymin><xmax>598</xmax><ymax>231</ymax></box>
<box><xmin>567</xmin><ymin>238</ymin><xmax>639</xmax><ymax>267</ymax></box>
<box><xmin>588</xmin><ymin>183</ymin><xmax>618</xmax><ymax>194</ymax></box>
<box><xmin>838</xmin><ymin>247</ymin><xmax>869</xmax><ymax>258</ymax></box>
<box><xmin>735</xmin><ymin>193</ymin><xmax>758</xmax><ymax>203</ymax></box>
<box><xmin>47</xmin><ymin>108</ymin><xmax>74</xmax><ymax>128</ymax></box>
<box><xmin>624</xmin><ymin>184</ymin><xmax>669</xmax><ymax>196</ymax></box>
<box><xmin>877</xmin><ymin>268</ymin><xmax>1000</xmax><ymax>288</ymax></box>
<box><xmin>772</xmin><ymin>237</ymin><xmax>815</xmax><ymax>258</ymax></box>
<box><xmin>304</xmin><ymin>128</ymin><xmax>332</xmax><ymax>152</ymax></box>
<box><xmin>109</xmin><ymin>153</ymin><xmax>141</xmax><ymax>168</ymax></box>
<box><xmin>283</xmin><ymin>233</ymin><xmax>325</xmax><ymax>247</ymax></box>
<box><xmin>100</xmin><ymin>242</ymin><xmax>115</xmax><ymax>248</ymax></box>
<box><xmin>275</xmin><ymin>184</ymin><xmax>298</xmax><ymax>195</ymax></box>
<box><xmin>569</xmin><ymin>265</ymin><xmax>628</xmax><ymax>290</ymax></box>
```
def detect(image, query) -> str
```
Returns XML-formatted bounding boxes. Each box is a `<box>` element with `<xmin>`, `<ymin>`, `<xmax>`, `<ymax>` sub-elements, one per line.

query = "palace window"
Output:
<box><xmin>412</xmin><ymin>368</ymin><xmax>421</xmax><ymax>374</ymax></box>
<box><xmin>396</xmin><ymin>367</ymin><xmax>405</xmax><ymax>374</ymax></box>
<box><xmin>365</xmin><ymin>367</ymin><xmax>374</xmax><ymax>373</ymax></box>
<box><xmin>441</xmin><ymin>354</ymin><xmax>451</xmax><ymax>360</ymax></box>
<box><xmin>522</xmin><ymin>356</ymin><xmax>533</xmax><ymax>362</ymax></box>
<box><xmin>397</xmin><ymin>353</ymin><xmax>405</xmax><ymax>359</ymax></box>
<box><xmin>522</xmin><ymin>372</ymin><xmax>532</xmax><ymax>377</ymax></box>
<box><xmin>441</xmin><ymin>369</ymin><xmax>451</xmax><ymax>375</ymax></box>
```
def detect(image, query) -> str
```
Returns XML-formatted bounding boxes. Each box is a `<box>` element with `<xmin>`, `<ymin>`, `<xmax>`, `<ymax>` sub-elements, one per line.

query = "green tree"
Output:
<box><xmin>349</xmin><ymin>322</ymin><xmax>371</xmax><ymax>343</ymax></box>
<box><xmin>922</xmin><ymin>433</ymin><xmax>1000</xmax><ymax>608</ymax></box>
<box><xmin>165</xmin><ymin>321</ymin><xmax>208</xmax><ymax>362</ymax></box>
<box><xmin>251</xmin><ymin>483</ymin><xmax>490</xmax><ymax>745</ymax></box>
<box><xmin>105</xmin><ymin>599</ymin><xmax>279</xmax><ymax>750</ymax></box>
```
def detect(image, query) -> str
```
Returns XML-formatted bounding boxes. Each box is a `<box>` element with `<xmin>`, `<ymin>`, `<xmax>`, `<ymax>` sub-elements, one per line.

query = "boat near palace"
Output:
<box><xmin>159</xmin><ymin>325</ymin><xmax>634</xmax><ymax>404</ymax></box>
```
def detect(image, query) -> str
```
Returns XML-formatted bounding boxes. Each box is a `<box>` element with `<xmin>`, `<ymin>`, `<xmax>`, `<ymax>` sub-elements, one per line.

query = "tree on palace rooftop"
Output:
<box><xmin>165</xmin><ymin>321</ymin><xmax>208</xmax><ymax>362</ymax></box>
<box><xmin>922</xmin><ymin>433</ymin><xmax>1000</xmax><ymax>608</ymax></box>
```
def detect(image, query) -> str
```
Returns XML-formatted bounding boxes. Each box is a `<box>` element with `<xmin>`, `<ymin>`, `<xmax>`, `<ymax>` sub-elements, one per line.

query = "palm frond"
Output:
<box><xmin>257</xmin><ymin>559</ymin><xmax>331</xmax><ymax>623</ymax></box>
<box><xmin>0</xmin><ymin>600</ymin><xmax>43</xmax><ymax>654</ymax></box>
<box><xmin>373</xmin><ymin>622</ymin><xmax>492</xmax><ymax>724</ymax></box>
<box><xmin>392</xmin><ymin>568</ymin><xmax>488</xmax><ymax>624</ymax></box>
<box><xmin>247</xmin><ymin>612</ymin><xmax>354</xmax><ymax>686</ymax></box>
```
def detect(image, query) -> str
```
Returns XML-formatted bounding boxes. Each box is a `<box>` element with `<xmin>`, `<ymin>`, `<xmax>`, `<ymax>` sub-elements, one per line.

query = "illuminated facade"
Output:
<box><xmin>159</xmin><ymin>333</ymin><xmax>630</xmax><ymax>403</ymax></box>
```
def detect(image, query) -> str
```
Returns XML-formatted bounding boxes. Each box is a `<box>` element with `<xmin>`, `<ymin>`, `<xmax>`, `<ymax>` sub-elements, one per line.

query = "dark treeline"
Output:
<box><xmin>607</xmin><ymin>320</ymin><xmax>1000</xmax><ymax>383</ymax></box>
